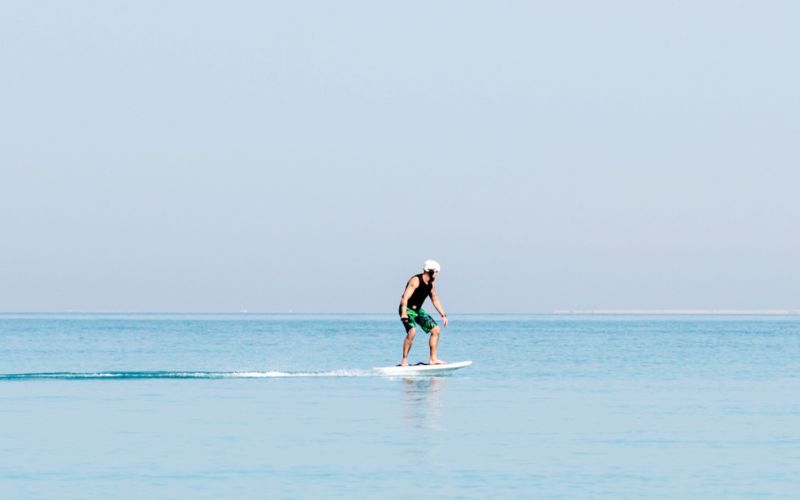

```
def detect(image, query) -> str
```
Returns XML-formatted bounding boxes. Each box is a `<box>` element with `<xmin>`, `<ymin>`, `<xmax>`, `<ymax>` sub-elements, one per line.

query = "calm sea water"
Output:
<box><xmin>1</xmin><ymin>314</ymin><xmax>799</xmax><ymax>498</ymax></box>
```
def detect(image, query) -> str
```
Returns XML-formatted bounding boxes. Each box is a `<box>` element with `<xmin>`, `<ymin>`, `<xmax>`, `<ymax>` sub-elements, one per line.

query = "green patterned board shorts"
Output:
<box><xmin>401</xmin><ymin>307</ymin><xmax>437</xmax><ymax>333</ymax></box>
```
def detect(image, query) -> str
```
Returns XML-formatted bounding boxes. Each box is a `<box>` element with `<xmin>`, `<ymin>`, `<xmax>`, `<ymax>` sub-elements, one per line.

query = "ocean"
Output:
<box><xmin>1</xmin><ymin>314</ymin><xmax>799</xmax><ymax>498</ymax></box>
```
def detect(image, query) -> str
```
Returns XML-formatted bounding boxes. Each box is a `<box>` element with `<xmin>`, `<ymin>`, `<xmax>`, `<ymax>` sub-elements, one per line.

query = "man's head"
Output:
<box><xmin>423</xmin><ymin>259</ymin><xmax>441</xmax><ymax>280</ymax></box>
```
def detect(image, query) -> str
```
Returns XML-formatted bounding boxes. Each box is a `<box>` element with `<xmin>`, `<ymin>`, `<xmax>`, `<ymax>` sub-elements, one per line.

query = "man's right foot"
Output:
<box><xmin>400</xmin><ymin>359</ymin><xmax>408</xmax><ymax>367</ymax></box>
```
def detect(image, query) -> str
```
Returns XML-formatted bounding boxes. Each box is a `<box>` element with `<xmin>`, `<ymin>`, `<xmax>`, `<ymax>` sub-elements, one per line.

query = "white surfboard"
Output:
<box><xmin>373</xmin><ymin>360</ymin><xmax>472</xmax><ymax>376</ymax></box>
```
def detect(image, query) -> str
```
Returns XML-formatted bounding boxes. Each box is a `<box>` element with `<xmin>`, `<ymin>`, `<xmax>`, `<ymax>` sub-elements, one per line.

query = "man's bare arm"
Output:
<box><xmin>399</xmin><ymin>277</ymin><xmax>419</xmax><ymax>318</ymax></box>
<box><xmin>430</xmin><ymin>286</ymin><xmax>448</xmax><ymax>326</ymax></box>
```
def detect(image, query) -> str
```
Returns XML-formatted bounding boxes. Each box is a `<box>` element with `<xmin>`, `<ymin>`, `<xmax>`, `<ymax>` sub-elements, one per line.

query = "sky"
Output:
<box><xmin>1</xmin><ymin>1</ymin><xmax>798</xmax><ymax>313</ymax></box>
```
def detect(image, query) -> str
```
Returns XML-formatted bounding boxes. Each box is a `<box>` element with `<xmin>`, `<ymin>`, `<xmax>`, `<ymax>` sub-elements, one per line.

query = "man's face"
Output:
<box><xmin>428</xmin><ymin>270</ymin><xmax>439</xmax><ymax>281</ymax></box>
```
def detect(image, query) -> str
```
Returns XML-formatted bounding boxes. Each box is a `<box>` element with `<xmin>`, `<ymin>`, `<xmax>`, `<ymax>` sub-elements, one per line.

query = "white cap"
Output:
<box><xmin>423</xmin><ymin>259</ymin><xmax>441</xmax><ymax>272</ymax></box>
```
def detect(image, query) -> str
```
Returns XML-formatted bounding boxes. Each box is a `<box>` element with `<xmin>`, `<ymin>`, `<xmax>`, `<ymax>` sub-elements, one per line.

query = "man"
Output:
<box><xmin>398</xmin><ymin>259</ymin><xmax>449</xmax><ymax>366</ymax></box>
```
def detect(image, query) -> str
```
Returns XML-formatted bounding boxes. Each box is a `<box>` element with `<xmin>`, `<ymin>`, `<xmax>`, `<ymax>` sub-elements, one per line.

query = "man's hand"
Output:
<box><xmin>401</xmin><ymin>316</ymin><xmax>410</xmax><ymax>324</ymax></box>
<box><xmin>441</xmin><ymin>315</ymin><xmax>448</xmax><ymax>327</ymax></box>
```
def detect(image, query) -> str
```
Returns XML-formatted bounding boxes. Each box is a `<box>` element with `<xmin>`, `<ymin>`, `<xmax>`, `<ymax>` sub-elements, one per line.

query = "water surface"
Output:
<box><xmin>1</xmin><ymin>314</ymin><xmax>799</xmax><ymax>498</ymax></box>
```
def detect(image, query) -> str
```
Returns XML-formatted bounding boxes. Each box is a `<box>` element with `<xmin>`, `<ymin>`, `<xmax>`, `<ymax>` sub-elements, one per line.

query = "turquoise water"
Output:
<box><xmin>1</xmin><ymin>314</ymin><xmax>799</xmax><ymax>498</ymax></box>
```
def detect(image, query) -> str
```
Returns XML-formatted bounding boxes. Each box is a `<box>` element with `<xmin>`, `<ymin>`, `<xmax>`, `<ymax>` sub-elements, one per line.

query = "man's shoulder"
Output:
<box><xmin>407</xmin><ymin>274</ymin><xmax>421</xmax><ymax>285</ymax></box>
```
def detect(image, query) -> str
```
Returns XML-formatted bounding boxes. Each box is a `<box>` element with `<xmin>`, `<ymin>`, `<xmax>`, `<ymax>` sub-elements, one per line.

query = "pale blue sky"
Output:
<box><xmin>1</xmin><ymin>1</ymin><xmax>798</xmax><ymax>312</ymax></box>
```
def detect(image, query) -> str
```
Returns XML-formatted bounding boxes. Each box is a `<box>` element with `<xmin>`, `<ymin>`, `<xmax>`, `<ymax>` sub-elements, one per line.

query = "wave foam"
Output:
<box><xmin>0</xmin><ymin>369</ymin><xmax>377</xmax><ymax>380</ymax></box>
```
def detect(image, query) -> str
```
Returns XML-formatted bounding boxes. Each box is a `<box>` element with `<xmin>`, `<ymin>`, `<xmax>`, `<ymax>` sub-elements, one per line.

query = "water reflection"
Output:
<box><xmin>400</xmin><ymin>376</ymin><xmax>444</xmax><ymax>432</ymax></box>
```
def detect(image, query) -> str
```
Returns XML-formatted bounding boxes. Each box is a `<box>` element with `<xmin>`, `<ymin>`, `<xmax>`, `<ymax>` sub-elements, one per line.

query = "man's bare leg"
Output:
<box><xmin>401</xmin><ymin>328</ymin><xmax>416</xmax><ymax>366</ymax></box>
<box><xmin>429</xmin><ymin>326</ymin><xmax>446</xmax><ymax>364</ymax></box>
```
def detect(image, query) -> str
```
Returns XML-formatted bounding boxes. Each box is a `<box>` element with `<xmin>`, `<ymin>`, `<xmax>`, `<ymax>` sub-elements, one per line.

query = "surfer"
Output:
<box><xmin>398</xmin><ymin>259</ymin><xmax>449</xmax><ymax>366</ymax></box>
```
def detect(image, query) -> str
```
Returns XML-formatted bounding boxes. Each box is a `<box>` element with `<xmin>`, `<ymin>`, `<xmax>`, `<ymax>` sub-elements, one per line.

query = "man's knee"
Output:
<box><xmin>431</xmin><ymin>326</ymin><xmax>440</xmax><ymax>336</ymax></box>
<box><xmin>406</xmin><ymin>328</ymin><xmax>417</xmax><ymax>340</ymax></box>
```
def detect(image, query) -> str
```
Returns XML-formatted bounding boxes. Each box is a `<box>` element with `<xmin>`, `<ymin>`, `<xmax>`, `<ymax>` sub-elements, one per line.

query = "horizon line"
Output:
<box><xmin>2</xmin><ymin>309</ymin><xmax>800</xmax><ymax>316</ymax></box>
<box><xmin>553</xmin><ymin>309</ymin><xmax>800</xmax><ymax>315</ymax></box>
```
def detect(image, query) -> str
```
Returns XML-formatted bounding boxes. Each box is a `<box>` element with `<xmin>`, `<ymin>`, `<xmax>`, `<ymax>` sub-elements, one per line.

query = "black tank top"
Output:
<box><xmin>407</xmin><ymin>274</ymin><xmax>432</xmax><ymax>310</ymax></box>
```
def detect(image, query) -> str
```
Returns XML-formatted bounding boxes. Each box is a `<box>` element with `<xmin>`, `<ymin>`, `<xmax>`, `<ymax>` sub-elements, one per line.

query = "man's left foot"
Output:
<box><xmin>428</xmin><ymin>359</ymin><xmax>447</xmax><ymax>365</ymax></box>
